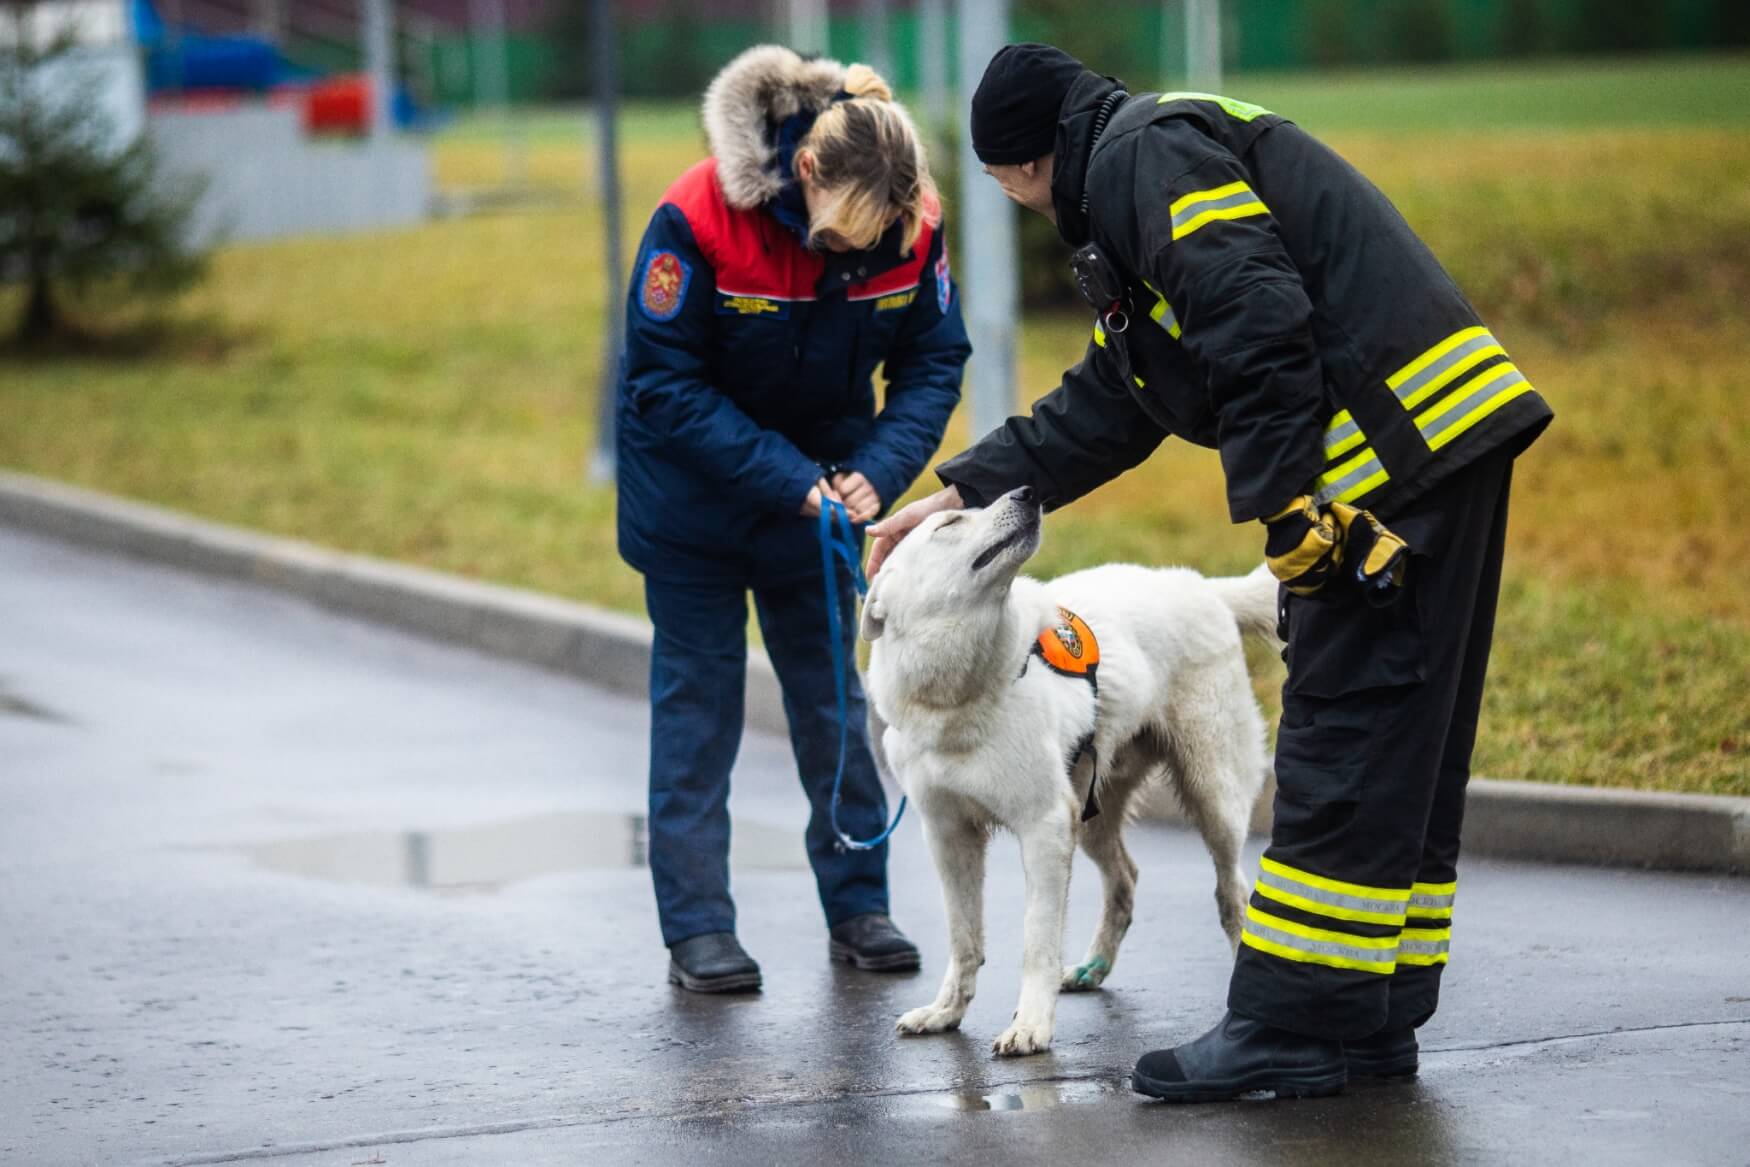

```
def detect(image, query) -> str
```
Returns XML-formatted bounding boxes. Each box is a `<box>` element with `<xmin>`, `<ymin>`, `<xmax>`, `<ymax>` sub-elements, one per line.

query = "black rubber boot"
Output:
<box><xmin>1346</xmin><ymin>1026</ymin><xmax>1420</xmax><ymax>1078</ymax></box>
<box><xmin>1131</xmin><ymin>1011</ymin><xmax>1348</xmax><ymax>1103</ymax></box>
<box><xmin>667</xmin><ymin>932</ymin><xmax>762</xmax><ymax>993</ymax></box>
<box><xmin>828</xmin><ymin>914</ymin><xmax>921</xmax><ymax>972</ymax></box>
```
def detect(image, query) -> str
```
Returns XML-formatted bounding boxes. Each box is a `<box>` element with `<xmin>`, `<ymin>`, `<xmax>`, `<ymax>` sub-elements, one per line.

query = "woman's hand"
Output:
<box><xmin>831</xmin><ymin>470</ymin><xmax>882</xmax><ymax>524</ymax></box>
<box><xmin>799</xmin><ymin>477</ymin><xmax>845</xmax><ymax>519</ymax></box>
<box><xmin>865</xmin><ymin>485</ymin><xmax>964</xmax><ymax>577</ymax></box>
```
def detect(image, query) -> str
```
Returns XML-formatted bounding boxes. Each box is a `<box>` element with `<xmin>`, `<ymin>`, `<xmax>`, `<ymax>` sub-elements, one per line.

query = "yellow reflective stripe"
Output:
<box><xmin>1168</xmin><ymin>179</ymin><xmax>1253</xmax><ymax>220</ymax></box>
<box><xmin>1323</xmin><ymin>409</ymin><xmax>1364</xmax><ymax>460</ymax></box>
<box><xmin>1174</xmin><ymin>199</ymin><xmax>1270</xmax><ymax>241</ymax></box>
<box><xmin>1422</xmin><ymin>369</ymin><xmax>1534</xmax><ymax>453</ymax></box>
<box><xmin>1387</xmin><ymin>326</ymin><xmax>1491</xmax><ymax>392</ymax></box>
<box><xmin>1258</xmin><ymin>857</ymin><xmax>1411</xmax><ymax>904</ymax></box>
<box><xmin>1254</xmin><ymin>880</ymin><xmax>1408</xmax><ymax>926</ymax></box>
<box><xmin>1134</xmin><ymin>375</ymin><xmax>1146</xmax><ymax>388</ymax></box>
<box><xmin>1141</xmin><ymin>280</ymin><xmax>1182</xmax><ymax>339</ymax></box>
<box><xmin>1246</xmin><ymin>905</ymin><xmax>1399</xmax><ymax>948</ymax></box>
<box><xmin>1398</xmin><ymin>925</ymin><xmax>1452</xmax><ymax>967</ymax></box>
<box><xmin>1398</xmin><ymin>340</ymin><xmax>1507</xmax><ymax>411</ymax></box>
<box><xmin>1314</xmin><ymin>447</ymin><xmax>1391</xmax><ymax>506</ymax></box>
<box><xmin>1408</xmin><ymin>905</ymin><xmax>1453</xmax><ymax>920</ymax></box>
<box><xmin>1242</xmin><ymin>906</ymin><xmax>1398</xmax><ymax>974</ymax></box>
<box><xmin>1093</xmin><ymin>320</ymin><xmax>1106</xmax><ymax>348</ymax></box>
<box><xmin>1412</xmin><ymin>879</ymin><xmax>1457</xmax><ymax>896</ymax></box>
<box><xmin>1241</xmin><ymin>933</ymin><xmax>1399</xmax><ymax>974</ymax></box>
<box><xmin>1401</xmin><ymin>926</ymin><xmax>1451</xmax><ymax>942</ymax></box>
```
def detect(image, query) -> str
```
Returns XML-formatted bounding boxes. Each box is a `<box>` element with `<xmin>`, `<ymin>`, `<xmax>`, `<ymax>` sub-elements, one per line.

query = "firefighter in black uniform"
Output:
<box><xmin>867</xmin><ymin>44</ymin><xmax>1553</xmax><ymax>1102</ymax></box>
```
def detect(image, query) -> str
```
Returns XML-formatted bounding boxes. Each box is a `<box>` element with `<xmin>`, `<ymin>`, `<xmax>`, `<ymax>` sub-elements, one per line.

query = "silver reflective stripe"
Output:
<box><xmin>1398</xmin><ymin>934</ymin><xmax>1451</xmax><ymax>958</ymax></box>
<box><xmin>1314</xmin><ymin>453</ymin><xmax>1385</xmax><ymax>506</ymax></box>
<box><xmin>1257</xmin><ymin>868</ymin><xmax>1408</xmax><ymax>920</ymax></box>
<box><xmin>1243</xmin><ymin>916</ymin><xmax>1397</xmax><ymax>968</ymax></box>
<box><xmin>1418</xmin><ymin>369</ymin><xmax>1527</xmax><ymax>444</ymax></box>
<box><xmin>1393</xmin><ymin>332</ymin><xmax>1500</xmax><ymax>404</ymax></box>
<box><xmin>1323</xmin><ymin>416</ymin><xmax>1361</xmax><ymax>456</ymax></box>
<box><xmin>1171</xmin><ymin>187</ymin><xmax>1263</xmax><ymax>231</ymax></box>
<box><xmin>1410</xmin><ymin>889</ymin><xmax>1457</xmax><ymax>911</ymax></box>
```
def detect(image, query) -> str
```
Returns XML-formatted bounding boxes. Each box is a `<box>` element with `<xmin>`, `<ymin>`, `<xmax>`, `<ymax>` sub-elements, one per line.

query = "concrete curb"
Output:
<box><xmin>4</xmin><ymin>469</ymin><xmax>1746</xmax><ymax>876</ymax></box>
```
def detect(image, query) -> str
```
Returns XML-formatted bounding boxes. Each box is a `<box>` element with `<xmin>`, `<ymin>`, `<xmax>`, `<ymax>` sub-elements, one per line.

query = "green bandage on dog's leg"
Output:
<box><xmin>1072</xmin><ymin>955</ymin><xmax>1111</xmax><ymax>987</ymax></box>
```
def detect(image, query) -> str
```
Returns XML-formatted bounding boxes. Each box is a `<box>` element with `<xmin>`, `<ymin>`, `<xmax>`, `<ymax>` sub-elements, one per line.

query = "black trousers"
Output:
<box><xmin>1228</xmin><ymin>453</ymin><xmax>1514</xmax><ymax>1041</ymax></box>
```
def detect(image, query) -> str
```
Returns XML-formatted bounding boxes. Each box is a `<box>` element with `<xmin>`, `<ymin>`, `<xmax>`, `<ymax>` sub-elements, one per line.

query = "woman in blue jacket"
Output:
<box><xmin>617</xmin><ymin>46</ymin><xmax>971</xmax><ymax>992</ymax></box>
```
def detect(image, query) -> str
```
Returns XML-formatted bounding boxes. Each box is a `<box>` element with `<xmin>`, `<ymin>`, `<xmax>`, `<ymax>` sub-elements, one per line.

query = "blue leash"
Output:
<box><xmin>819</xmin><ymin>498</ymin><xmax>907</xmax><ymax>852</ymax></box>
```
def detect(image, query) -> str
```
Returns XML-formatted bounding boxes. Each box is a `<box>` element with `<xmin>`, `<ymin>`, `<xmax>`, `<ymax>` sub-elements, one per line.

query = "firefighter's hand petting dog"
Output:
<box><xmin>1264</xmin><ymin>495</ymin><xmax>1409</xmax><ymax>602</ymax></box>
<box><xmin>866</xmin><ymin>484</ymin><xmax>965</xmax><ymax>576</ymax></box>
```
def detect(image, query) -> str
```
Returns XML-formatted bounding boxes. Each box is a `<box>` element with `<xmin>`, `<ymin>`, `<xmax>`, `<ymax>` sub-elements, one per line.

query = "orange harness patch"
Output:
<box><xmin>1033</xmin><ymin>607</ymin><xmax>1100</xmax><ymax>681</ymax></box>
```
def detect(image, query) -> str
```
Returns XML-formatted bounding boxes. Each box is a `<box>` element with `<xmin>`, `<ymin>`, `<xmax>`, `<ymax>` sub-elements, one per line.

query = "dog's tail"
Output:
<box><xmin>1210</xmin><ymin>563</ymin><xmax>1282</xmax><ymax>648</ymax></box>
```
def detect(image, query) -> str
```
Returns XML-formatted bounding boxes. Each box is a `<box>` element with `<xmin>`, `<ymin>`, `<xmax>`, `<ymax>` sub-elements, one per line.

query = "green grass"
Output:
<box><xmin>1</xmin><ymin>57</ymin><xmax>1746</xmax><ymax>795</ymax></box>
<box><xmin>1229</xmin><ymin>54</ymin><xmax>1750</xmax><ymax>133</ymax></box>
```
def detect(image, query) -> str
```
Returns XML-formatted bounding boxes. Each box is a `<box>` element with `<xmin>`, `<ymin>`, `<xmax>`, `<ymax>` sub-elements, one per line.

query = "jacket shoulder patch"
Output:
<box><xmin>935</xmin><ymin>249</ymin><xmax>952</xmax><ymax>314</ymax></box>
<box><xmin>639</xmin><ymin>250</ymin><xmax>691</xmax><ymax>322</ymax></box>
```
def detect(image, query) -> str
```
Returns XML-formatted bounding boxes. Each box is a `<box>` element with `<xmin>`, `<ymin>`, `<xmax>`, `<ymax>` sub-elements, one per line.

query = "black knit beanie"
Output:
<box><xmin>970</xmin><ymin>43</ymin><xmax>1086</xmax><ymax>166</ymax></box>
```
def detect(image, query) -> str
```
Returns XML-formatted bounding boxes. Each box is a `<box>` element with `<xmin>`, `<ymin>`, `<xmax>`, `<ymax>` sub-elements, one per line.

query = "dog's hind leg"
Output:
<box><xmin>992</xmin><ymin>806</ymin><xmax>1076</xmax><ymax>1057</ymax></box>
<box><xmin>896</xmin><ymin>814</ymin><xmax>987</xmax><ymax>1037</ymax></box>
<box><xmin>1062</xmin><ymin>774</ymin><xmax>1139</xmax><ymax>993</ymax></box>
<box><xmin>1172</xmin><ymin>740</ymin><xmax>1255</xmax><ymax>953</ymax></box>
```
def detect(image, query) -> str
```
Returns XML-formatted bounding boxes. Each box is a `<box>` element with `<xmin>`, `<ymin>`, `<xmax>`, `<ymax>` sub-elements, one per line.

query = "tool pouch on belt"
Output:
<box><xmin>1266</xmin><ymin>496</ymin><xmax>1410</xmax><ymax>606</ymax></box>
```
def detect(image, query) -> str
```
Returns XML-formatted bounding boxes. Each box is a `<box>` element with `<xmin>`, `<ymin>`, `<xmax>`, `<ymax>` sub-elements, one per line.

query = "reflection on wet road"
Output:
<box><xmin>237</xmin><ymin>812</ymin><xmax>806</xmax><ymax>893</ymax></box>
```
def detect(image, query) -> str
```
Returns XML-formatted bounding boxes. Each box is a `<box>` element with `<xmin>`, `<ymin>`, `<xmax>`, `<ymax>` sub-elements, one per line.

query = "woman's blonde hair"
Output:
<box><xmin>796</xmin><ymin>64</ymin><xmax>940</xmax><ymax>255</ymax></box>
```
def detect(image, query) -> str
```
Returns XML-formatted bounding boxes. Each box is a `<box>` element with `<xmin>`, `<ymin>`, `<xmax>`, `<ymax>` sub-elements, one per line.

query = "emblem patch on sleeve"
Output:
<box><xmin>639</xmin><ymin>250</ymin><xmax>690</xmax><ymax>322</ymax></box>
<box><xmin>935</xmin><ymin>249</ymin><xmax>952</xmax><ymax>314</ymax></box>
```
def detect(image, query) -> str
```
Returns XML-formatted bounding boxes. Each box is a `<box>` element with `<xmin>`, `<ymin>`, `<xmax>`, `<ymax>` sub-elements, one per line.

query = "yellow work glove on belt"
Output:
<box><xmin>1264</xmin><ymin>495</ymin><xmax>1410</xmax><ymax>603</ymax></box>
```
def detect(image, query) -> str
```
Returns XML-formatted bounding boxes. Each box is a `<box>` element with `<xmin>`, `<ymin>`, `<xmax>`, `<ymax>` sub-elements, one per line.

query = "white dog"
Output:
<box><xmin>862</xmin><ymin>487</ymin><xmax>1277</xmax><ymax>1057</ymax></box>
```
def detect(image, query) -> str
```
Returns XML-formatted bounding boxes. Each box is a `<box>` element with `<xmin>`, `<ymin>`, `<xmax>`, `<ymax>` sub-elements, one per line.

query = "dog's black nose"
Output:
<box><xmin>1013</xmin><ymin>486</ymin><xmax>1035</xmax><ymax>504</ymax></box>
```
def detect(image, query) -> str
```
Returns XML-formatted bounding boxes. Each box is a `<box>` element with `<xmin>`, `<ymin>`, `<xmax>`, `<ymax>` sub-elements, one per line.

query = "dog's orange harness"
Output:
<box><xmin>1023</xmin><ymin>607</ymin><xmax>1104</xmax><ymax>820</ymax></box>
<box><xmin>1032</xmin><ymin>607</ymin><xmax>1100</xmax><ymax>680</ymax></box>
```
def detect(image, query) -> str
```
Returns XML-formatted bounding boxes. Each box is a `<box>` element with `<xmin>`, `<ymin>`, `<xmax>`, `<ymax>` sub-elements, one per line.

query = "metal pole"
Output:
<box><xmin>786</xmin><ymin>0</ymin><xmax>828</xmax><ymax>56</ymax></box>
<box><xmin>364</xmin><ymin>0</ymin><xmax>394</xmax><ymax>140</ymax></box>
<box><xmin>591</xmin><ymin>0</ymin><xmax>625</xmax><ymax>483</ymax></box>
<box><xmin>252</xmin><ymin>0</ymin><xmax>284</xmax><ymax>42</ymax></box>
<box><xmin>918</xmin><ymin>0</ymin><xmax>948</xmax><ymax>139</ymax></box>
<box><xmin>860</xmin><ymin>0</ymin><xmax>891</xmax><ymax>77</ymax></box>
<box><xmin>1186</xmin><ymin>0</ymin><xmax>1222</xmax><ymax>91</ymax></box>
<box><xmin>470</xmin><ymin>0</ymin><xmax>523</xmax><ymax>187</ymax></box>
<box><xmin>956</xmin><ymin>0</ymin><xmax>1017</xmax><ymax>443</ymax></box>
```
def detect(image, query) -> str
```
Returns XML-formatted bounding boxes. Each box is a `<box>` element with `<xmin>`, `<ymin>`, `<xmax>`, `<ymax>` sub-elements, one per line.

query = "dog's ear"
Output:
<box><xmin>859</xmin><ymin>570</ymin><xmax>891</xmax><ymax>641</ymax></box>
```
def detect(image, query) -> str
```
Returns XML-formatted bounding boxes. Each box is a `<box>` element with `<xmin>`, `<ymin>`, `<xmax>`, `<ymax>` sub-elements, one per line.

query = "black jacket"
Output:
<box><xmin>938</xmin><ymin>73</ymin><xmax>1552</xmax><ymax>524</ymax></box>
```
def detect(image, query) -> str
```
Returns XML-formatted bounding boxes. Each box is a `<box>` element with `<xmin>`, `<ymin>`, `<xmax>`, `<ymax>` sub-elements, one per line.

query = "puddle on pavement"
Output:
<box><xmin>239</xmin><ymin>811</ymin><xmax>807</xmax><ymax>894</ymax></box>
<box><xmin>933</xmin><ymin>1079</ymin><xmax>1123</xmax><ymax>1112</ymax></box>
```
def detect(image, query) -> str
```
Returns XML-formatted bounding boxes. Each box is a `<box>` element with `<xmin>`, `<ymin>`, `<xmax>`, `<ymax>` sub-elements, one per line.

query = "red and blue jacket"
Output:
<box><xmin>616</xmin><ymin>156</ymin><xmax>971</xmax><ymax>582</ymax></box>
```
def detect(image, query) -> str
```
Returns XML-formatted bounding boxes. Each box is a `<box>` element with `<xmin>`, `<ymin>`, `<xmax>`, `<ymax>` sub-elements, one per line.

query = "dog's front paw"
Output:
<box><xmin>896</xmin><ymin>1005</ymin><xmax>964</xmax><ymax>1036</ymax></box>
<box><xmin>1060</xmin><ymin>954</ymin><xmax>1111</xmax><ymax>992</ymax></box>
<box><xmin>991</xmin><ymin>1018</ymin><xmax>1053</xmax><ymax>1057</ymax></box>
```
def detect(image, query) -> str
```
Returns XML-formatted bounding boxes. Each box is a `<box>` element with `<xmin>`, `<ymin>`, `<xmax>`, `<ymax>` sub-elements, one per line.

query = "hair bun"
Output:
<box><xmin>842</xmin><ymin>63</ymin><xmax>894</xmax><ymax>102</ymax></box>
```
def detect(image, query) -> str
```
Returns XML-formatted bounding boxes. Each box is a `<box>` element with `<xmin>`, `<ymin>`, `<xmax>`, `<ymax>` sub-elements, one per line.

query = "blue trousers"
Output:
<box><xmin>643</xmin><ymin>561</ymin><xmax>891</xmax><ymax>947</ymax></box>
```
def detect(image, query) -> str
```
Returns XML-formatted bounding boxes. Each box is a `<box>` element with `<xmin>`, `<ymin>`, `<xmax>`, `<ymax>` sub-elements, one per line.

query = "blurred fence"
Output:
<box><xmin>419</xmin><ymin>0</ymin><xmax>1750</xmax><ymax>106</ymax></box>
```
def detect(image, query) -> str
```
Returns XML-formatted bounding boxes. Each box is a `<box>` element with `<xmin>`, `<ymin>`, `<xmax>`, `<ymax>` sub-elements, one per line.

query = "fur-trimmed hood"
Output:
<box><xmin>702</xmin><ymin>45</ymin><xmax>846</xmax><ymax>210</ymax></box>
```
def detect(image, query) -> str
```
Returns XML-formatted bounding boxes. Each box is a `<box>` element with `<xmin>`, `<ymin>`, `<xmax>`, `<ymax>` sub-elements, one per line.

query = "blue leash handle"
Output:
<box><xmin>819</xmin><ymin>498</ymin><xmax>907</xmax><ymax>852</ymax></box>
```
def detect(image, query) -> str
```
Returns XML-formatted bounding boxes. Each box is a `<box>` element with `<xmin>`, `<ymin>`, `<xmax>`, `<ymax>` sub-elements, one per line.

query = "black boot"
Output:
<box><xmin>828</xmin><ymin>914</ymin><xmax>921</xmax><ymax>972</ymax></box>
<box><xmin>1131</xmin><ymin>1011</ymin><xmax>1347</xmax><ymax>1103</ymax></box>
<box><xmin>1346</xmin><ymin>1026</ymin><xmax>1419</xmax><ymax>1078</ymax></box>
<box><xmin>667</xmin><ymin>932</ymin><xmax>761</xmax><ymax>993</ymax></box>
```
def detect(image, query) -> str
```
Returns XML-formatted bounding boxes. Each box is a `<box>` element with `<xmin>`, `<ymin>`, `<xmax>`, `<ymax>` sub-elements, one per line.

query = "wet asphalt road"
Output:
<box><xmin>2</xmin><ymin>525</ymin><xmax>1747</xmax><ymax>1167</ymax></box>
